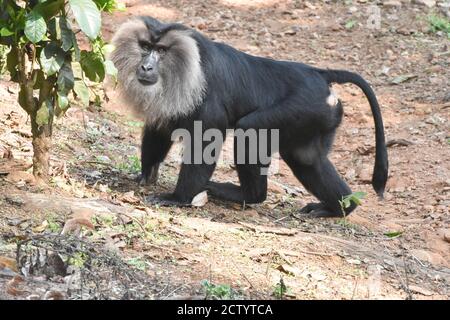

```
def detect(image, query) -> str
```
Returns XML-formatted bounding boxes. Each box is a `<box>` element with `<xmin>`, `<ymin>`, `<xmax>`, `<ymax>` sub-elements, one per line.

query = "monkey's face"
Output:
<box><xmin>135</xmin><ymin>42</ymin><xmax>165</xmax><ymax>86</ymax></box>
<box><xmin>110</xmin><ymin>18</ymin><xmax>206</xmax><ymax>125</ymax></box>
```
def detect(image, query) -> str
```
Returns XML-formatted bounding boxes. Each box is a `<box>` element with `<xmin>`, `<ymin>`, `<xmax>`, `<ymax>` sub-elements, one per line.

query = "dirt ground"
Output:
<box><xmin>0</xmin><ymin>0</ymin><xmax>449</xmax><ymax>300</ymax></box>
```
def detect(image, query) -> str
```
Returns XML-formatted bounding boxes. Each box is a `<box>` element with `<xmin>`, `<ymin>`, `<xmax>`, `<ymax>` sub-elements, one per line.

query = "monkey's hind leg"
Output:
<box><xmin>283</xmin><ymin>154</ymin><xmax>356</xmax><ymax>218</ymax></box>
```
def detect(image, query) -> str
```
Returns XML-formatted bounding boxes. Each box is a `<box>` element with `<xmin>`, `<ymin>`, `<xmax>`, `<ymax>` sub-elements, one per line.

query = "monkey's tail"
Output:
<box><xmin>318</xmin><ymin>68</ymin><xmax>388</xmax><ymax>199</ymax></box>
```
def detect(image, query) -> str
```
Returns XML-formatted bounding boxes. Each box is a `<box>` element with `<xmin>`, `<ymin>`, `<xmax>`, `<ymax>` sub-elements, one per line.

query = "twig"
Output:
<box><xmin>79</xmin><ymin>160</ymin><xmax>114</xmax><ymax>167</ymax></box>
<box><xmin>403</xmin><ymin>255</ymin><xmax>412</xmax><ymax>300</ymax></box>
<box><xmin>163</xmin><ymin>284</ymin><xmax>188</xmax><ymax>299</ymax></box>
<box><xmin>118</xmin><ymin>212</ymin><xmax>146</xmax><ymax>234</ymax></box>
<box><xmin>393</xmin><ymin>261</ymin><xmax>412</xmax><ymax>300</ymax></box>
<box><xmin>351</xmin><ymin>277</ymin><xmax>359</xmax><ymax>300</ymax></box>
<box><xmin>297</xmin><ymin>249</ymin><xmax>333</xmax><ymax>257</ymax></box>
<box><xmin>386</xmin><ymin>139</ymin><xmax>414</xmax><ymax>147</ymax></box>
<box><xmin>231</xmin><ymin>260</ymin><xmax>254</xmax><ymax>289</ymax></box>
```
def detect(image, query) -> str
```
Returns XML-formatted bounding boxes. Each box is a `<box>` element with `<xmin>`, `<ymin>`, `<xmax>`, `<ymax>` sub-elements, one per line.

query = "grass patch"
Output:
<box><xmin>428</xmin><ymin>14</ymin><xmax>450</xmax><ymax>38</ymax></box>
<box><xmin>201</xmin><ymin>280</ymin><xmax>238</xmax><ymax>299</ymax></box>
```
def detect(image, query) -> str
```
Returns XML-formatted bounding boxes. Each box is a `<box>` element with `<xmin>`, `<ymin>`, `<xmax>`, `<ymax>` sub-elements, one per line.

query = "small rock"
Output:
<box><xmin>413</xmin><ymin>0</ymin><xmax>436</xmax><ymax>8</ymax></box>
<box><xmin>191</xmin><ymin>191</ymin><xmax>208</xmax><ymax>207</ymax></box>
<box><xmin>411</xmin><ymin>249</ymin><xmax>446</xmax><ymax>266</ymax></box>
<box><xmin>5</xmin><ymin>195</ymin><xmax>25</xmax><ymax>206</ymax></box>
<box><xmin>331</xmin><ymin>24</ymin><xmax>342</xmax><ymax>32</ymax></box>
<box><xmin>346</xmin><ymin>258</ymin><xmax>362</xmax><ymax>265</ymax></box>
<box><xmin>383</xmin><ymin>0</ymin><xmax>402</xmax><ymax>8</ymax></box>
<box><xmin>409</xmin><ymin>285</ymin><xmax>434</xmax><ymax>296</ymax></box>
<box><xmin>443</xmin><ymin>230</ymin><xmax>450</xmax><ymax>243</ymax></box>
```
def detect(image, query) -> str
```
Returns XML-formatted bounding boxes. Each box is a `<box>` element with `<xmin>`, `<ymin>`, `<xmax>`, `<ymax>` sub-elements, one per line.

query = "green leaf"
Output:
<box><xmin>57</xmin><ymin>92</ymin><xmax>69</xmax><ymax>110</ymax></box>
<box><xmin>73</xmin><ymin>80</ymin><xmax>89</xmax><ymax>106</ymax></box>
<box><xmin>59</xmin><ymin>17</ymin><xmax>75</xmax><ymax>52</ymax></box>
<box><xmin>80</xmin><ymin>51</ymin><xmax>105</xmax><ymax>82</ymax></box>
<box><xmin>345</xmin><ymin>20</ymin><xmax>356</xmax><ymax>30</ymax></box>
<box><xmin>104</xmin><ymin>59</ymin><xmax>117</xmax><ymax>77</ymax></box>
<box><xmin>36</xmin><ymin>102</ymin><xmax>50</xmax><ymax>126</ymax></box>
<box><xmin>24</xmin><ymin>11</ymin><xmax>47</xmax><ymax>43</ymax></box>
<box><xmin>40</xmin><ymin>42</ymin><xmax>65</xmax><ymax>76</ymax></box>
<box><xmin>352</xmin><ymin>192</ymin><xmax>367</xmax><ymax>200</ymax></box>
<box><xmin>71</xmin><ymin>61</ymin><xmax>83</xmax><ymax>79</ymax></box>
<box><xmin>57</xmin><ymin>62</ymin><xmax>75</xmax><ymax>92</ymax></box>
<box><xmin>0</xmin><ymin>27</ymin><xmax>14</xmax><ymax>36</ymax></box>
<box><xmin>68</xmin><ymin>0</ymin><xmax>101</xmax><ymax>40</ymax></box>
<box><xmin>384</xmin><ymin>231</ymin><xmax>403</xmax><ymax>238</ymax></box>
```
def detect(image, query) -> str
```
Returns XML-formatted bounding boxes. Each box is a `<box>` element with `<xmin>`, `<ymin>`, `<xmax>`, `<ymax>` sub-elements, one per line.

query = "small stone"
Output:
<box><xmin>383</xmin><ymin>0</ymin><xmax>402</xmax><ymax>8</ymax></box>
<box><xmin>443</xmin><ymin>230</ymin><xmax>450</xmax><ymax>243</ymax></box>
<box><xmin>413</xmin><ymin>0</ymin><xmax>436</xmax><ymax>8</ymax></box>
<box><xmin>411</xmin><ymin>249</ymin><xmax>446</xmax><ymax>266</ymax></box>
<box><xmin>409</xmin><ymin>285</ymin><xmax>434</xmax><ymax>296</ymax></box>
<box><xmin>191</xmin><ymin>191</ymin><xmax>208</xmax><ymax>207</ymax></box>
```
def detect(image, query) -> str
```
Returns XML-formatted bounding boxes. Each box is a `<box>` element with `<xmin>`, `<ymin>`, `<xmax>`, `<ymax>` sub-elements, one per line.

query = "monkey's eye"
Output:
<box><xmin>156</xmin><ymin>46</ymin><xmax>167</xmax><ymax>55</ymax></box>
<box><xmin>138</xmin><ymin>41</ymin><xmax>152</xmax><ymax>52</ymax></box>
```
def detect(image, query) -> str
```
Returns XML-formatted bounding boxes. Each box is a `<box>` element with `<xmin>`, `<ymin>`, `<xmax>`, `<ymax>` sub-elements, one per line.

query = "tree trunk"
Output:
<box><xmin>30</xmin><ymin>111</ymin><xmax>53</xmax><ymax>180</ymax></box>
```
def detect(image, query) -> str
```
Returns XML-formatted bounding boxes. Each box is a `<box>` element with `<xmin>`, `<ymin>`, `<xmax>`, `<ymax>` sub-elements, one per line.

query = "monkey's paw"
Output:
<box><xmin>299</xmin><ymin>202</ymin><xmax>343</xmax><ymax>218</ymax></box>
<box><xmin>145</xmin><ymin>193</ymin><xmax>191</xmax><ymax>207</ymax></box>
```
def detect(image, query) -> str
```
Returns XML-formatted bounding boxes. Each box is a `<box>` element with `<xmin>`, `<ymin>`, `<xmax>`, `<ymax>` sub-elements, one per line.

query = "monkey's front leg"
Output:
<box><xmin>138</xmin><ymin>125</ymin><xmax>173</xmax><ymax>185</ymax></box>
<box><xmin>146</xmin><ymin>163</ymin><xmax>216</xmax><ymax>207</ymax></box>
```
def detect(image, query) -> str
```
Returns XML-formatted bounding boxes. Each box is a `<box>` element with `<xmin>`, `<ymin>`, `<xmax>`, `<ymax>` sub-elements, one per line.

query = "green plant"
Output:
<box><xmin>272</xmin><ymin>278</ymin><xmax>288</xmax><ymax>299</ymax></box>
<box><xmin>345</xmin><ymin>19</ymin><xmax>357</xmax><ymax>30</ymax></box>
<box><xmin>0</xmin><ymin>44</ymin><xmax>10</xmax><ymax>75</ymax></box>
<box><xmin>339</xmin><ymin>191</ymin><xmax>366</xmax><ymax>218</ymax></box>
<box><xmin>68</xmin><ymin>251</ymin><xmax>87</xmax><ymax>268</ymax></box>
<box><xmin>117</xmin><ymin>155</ymin><xmax>141</xmax><ymax>174</ymax></box>
<box><xmin>127</xmin><ymin>257</ymin><xmax>150</xmax><ymax>271</ymax></box>
<box><xmin>46</xmin><ymin>214</ymin><xmax>62</xmax><ymax>233</ymax></box>
<box><xmin>201</xmin><ymin>280</ymin><xmax>236</xmax><ymax>299</ymax></box>
<box><xmin>428</xmin><ymin>14</ymin><xmax>450</xmax><ymax>38</ymax></box>
<box><xmin>0</xmin><ymin>0</ymin><xmax>118</xmax><ymax>180</ymax></box>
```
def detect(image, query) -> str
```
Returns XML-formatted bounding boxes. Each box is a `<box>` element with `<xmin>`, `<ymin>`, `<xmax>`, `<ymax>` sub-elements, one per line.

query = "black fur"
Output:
<box><xmin>138</xmin><ymin>17</ymin><xmax>389</xmax><ymax>217</ymax></box>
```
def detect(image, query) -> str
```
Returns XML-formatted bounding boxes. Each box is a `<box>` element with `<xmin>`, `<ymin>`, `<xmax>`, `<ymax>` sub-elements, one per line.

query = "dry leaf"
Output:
<box><xmin>0</xmin><ymin>256</ymin><xmax>18</xmax><ymax>272</ymax></box>
<box><xmin>6</xmin><ymin>275</ymin><xmax>26</xmax><ymax>296</ymax></box>
<box><xmin>32</xmin><ymin>220</ymin><xmax>48</xmax><ymax>233</ymax></box>
<box><xmin>276</xmin><ymin>264</ymin><xmax>301</xmax><ymax>276</ymax></box>
<box><xmin>44</xmin><ymin>290</ymin><xmax>65</xmax><ymax>300</ymax></box>
<box><xmin>238</xmin><ymin>222</ymin><xmax>297</xmax><ymax>236</ymax></box>
<box><xmin>61</xmin><ymin>218</ymin><xmax>94</xmax><ymax>235</ymax></box>
<box><xmin>119</xmin><ymin>191</ymin><xmax>140</xmax><ymax>204</ymax></box>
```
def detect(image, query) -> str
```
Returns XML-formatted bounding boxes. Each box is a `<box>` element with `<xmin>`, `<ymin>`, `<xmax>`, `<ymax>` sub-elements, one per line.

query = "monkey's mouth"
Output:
<box><xmin>138</xmin><ymin>77</ymin><xmax>158</xmax><ymax>86</ymax></box>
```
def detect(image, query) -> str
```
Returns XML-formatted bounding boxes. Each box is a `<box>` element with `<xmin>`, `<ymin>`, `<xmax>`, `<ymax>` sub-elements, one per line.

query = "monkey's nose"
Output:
<box><xmin>141</xmin><ymin>64</ymin><xmax>153</xmax><ymax>72</ymax></box>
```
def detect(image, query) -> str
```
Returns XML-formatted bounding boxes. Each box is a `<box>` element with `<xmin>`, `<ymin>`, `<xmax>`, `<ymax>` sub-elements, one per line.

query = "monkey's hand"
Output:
<box><xmin>137</xmin><ymin>164</ymin><xmax>160</xmax><ymax>186</ymax></box>
<box><xmin>145</xmin><ymin>193</ymin><xmax>191</xmax><ymax>207</ymax></box>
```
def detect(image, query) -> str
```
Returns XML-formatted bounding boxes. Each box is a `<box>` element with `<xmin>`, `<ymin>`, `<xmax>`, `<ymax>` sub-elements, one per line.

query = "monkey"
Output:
<box><xmin>110</xmin><ymin>16</ymin><xmax>388</xmax><ymax>217</ymax></box>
